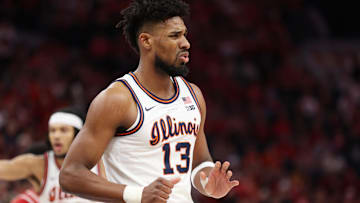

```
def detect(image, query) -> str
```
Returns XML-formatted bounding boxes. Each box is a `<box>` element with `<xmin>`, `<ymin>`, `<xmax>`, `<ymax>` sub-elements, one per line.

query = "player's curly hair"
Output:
<box><xmin>116</xmin><ymin>0</ymin><xmax>190</xmax><ymax>53</ymax></box>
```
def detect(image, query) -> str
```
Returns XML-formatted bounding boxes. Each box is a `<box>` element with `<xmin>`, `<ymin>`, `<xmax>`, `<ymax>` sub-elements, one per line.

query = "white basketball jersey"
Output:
<box><xmin>38</xmin><ymin>151</ymin><xmax>100</xmax><ymax>203</ymax></box>
<box><xmin>11</xmin><ymin>189</ymin><xmax>39</xmax><ymax>203</ymax></box>
<box><xmin>102</xmin><ymin>73</ymin><xmax>201</xmax><ymax>203</ymax></box>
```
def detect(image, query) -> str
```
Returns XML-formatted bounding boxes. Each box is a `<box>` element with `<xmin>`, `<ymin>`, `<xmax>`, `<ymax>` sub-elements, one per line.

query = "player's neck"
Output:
<box><xmin>55</xmin><ymin>157</ymin><xmax>64</xmax><ymax>167</ymax></box>
<box><xmin>54</xmin><ymin>152</ymin><xmax>66</xmax><ymax>167</ymax></box>
<box><xmin>134</xmin><ymin>63</ymin><xmax>175</xmax><ymax>99</ymax></box>
<box><xmin>51</xmin><ymin>156</ymin><xmax>64</xmax><ymax>170</ymax></box>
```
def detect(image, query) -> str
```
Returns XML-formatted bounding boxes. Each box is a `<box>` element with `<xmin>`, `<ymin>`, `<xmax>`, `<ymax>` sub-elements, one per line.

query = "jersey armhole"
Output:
<box><xmin>179</xmin><ymin>77</ymin><xmax>201</xmax><ymax>111</ymax></box>
<box><xmin>125</xmin><ymin>105</ymin><xmax>141</xmax><ymax>131</ymax></box>
<box><xmin>114</xmin><ymin>79</ymin><xmax>144</xmax><ymax>136</ymax></box>
<box><xmin>37</xmin><ymin>152</ymin><xmax>48</xmax><ymax>195</ymax></box>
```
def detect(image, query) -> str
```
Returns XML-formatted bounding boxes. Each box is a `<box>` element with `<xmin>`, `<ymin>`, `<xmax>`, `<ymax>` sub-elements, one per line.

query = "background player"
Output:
<box><xmin>60</xmin><ymin>0</ymin><xmax>239</xmax><ymax>202</ymax></box>
<box><xmin>10</xmin><ymin>143</ymin><xmax>49</xmax><ymax>203</ymax></box>
<box><xmin>0</xmin><ymin>107</ymin><xmax>105</xmax><ymax>202</ymax></box>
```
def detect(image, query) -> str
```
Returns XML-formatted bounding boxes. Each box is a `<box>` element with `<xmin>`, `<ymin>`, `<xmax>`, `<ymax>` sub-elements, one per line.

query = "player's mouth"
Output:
<box><xmin>53</xmin><ymin>143</ymin><xmax>63</xmax><ymax>152</ymax></box>
<box><xmin>178</xmin><ymin>52</ymin><xmax>189</xmax><ymax>63</ymax></box>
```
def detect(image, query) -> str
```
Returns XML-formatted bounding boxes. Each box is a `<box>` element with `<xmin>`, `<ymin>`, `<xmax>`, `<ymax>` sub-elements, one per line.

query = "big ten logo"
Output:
<box><xmin>49</xmin><ymin>186</ymin><xmax>75</xmax><ymax>201</ymax></box>
<box><xmin>185</xmin><ymin>105</ymin><xmax>195</xmax><ymax>111</ymax></box>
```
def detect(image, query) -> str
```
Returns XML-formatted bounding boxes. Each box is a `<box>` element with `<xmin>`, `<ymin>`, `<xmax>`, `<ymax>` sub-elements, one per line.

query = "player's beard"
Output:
<box><xmin>55</xmin><ymin>153</ymin><xmax>66</xmax><ymax>159</ymax></box>
<box><xmin>155</xmin><ymin>54</ymin><xmax>189</xmax><ymax>77</ymax></box>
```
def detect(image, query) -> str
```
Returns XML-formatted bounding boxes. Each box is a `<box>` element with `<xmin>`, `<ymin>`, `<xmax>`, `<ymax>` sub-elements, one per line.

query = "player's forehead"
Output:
<box><xmin>154</xmin><ymin>16</ymin><xmax>187</xmax><ymax>34</ymax></box>
<box><xmin>49</xmin><ymin>123</ymin><xmax>73</xmax><ymax>129</ymax></box>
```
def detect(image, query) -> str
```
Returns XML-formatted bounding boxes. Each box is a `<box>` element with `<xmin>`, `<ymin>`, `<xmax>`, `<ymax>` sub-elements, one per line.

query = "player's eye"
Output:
<box><xmin>60</xmin><ymin>127</ymin><xmax>68</xmax><ymax>133</ymax></box>
<box><xmin>169</xmin><ymin>33</ymin><xmax>180</xmax><ymax>38</ymax></box>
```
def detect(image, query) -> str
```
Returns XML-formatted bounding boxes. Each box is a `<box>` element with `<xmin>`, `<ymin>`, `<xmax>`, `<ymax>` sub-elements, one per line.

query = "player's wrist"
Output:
<box><xmin>191</xmin><ymin>161</ymin><xmax>215</xmax><ymax>191</ymax></box>
<box><xmin>123</xmin><ymin>186</ymin><xmax>144</xmax><ymax>203</ymax></box>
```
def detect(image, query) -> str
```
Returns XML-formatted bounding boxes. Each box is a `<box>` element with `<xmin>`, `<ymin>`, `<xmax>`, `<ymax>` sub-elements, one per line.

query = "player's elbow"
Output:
<box><xmin>59</xmin><ymin>166</ymin><xmax>76</xmax><ymax>193</ymax></box>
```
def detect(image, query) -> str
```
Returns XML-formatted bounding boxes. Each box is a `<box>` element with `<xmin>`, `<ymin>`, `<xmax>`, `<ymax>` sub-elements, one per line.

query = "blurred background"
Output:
<box><xmin>1</xmin><ymin>0</ymin><xmax>360</xmax><ymax>202</ymax></box>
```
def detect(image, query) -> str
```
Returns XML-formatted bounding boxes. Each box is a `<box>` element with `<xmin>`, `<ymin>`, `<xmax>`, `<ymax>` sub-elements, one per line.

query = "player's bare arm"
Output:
<box><xmin>0</xmin><ymin>154</ymin><xmax>44</xmax><ymax>191</ymax></box>
<box><xmin>60</xmin><ymin>82</ymin><xmax>179</xmax><ymax>203</ymax></box>
<box><xmin>190</xmin><ymin>83</ymin><xmax>239</xmax><ymax>198</ymax></box>
<box><xmin>60</xmin><ymin>82</ymin><xmax>133</xmax><ymax>202</ymax></box>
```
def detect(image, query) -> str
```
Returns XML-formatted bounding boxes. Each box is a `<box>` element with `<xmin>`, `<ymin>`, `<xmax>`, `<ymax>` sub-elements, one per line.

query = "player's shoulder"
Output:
<box><xmin>188</xmin><ymin>82</ymin><xmax>201</xmax><ymax>93</ymax></box>
<box><xmin>177</xmin><ymin>76</ymin><xmax>202</xmax><ymax>93</ymax></box>
<box><xmin>183</xmin><ymin>80</ymin><xmax>203</xmax><ymax>99</ymax></box>
<box><xmin>182</xmin><ymin>80</ymin><xmax>206</xmax><ymax>113</ymax></box>
<box><xmin>87</xmin><ymin>80</ymin><xmax>134</xmax><ymax>120</ymax></box>
<box><xmin>29</xmin><ymin>154</ymin><xmax>45</xmax><ymax>168</ymax></box>
<box><xmin>95</xmin><ymin>80</ymin><xmax>133</xmax><ymax>106</ymax></box>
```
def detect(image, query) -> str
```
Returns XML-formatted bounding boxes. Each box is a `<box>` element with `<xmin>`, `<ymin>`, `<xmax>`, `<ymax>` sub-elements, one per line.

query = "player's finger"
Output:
<box><xmin>214</xmin><ymin>161</ymin><xmax>221</xmax><ymax>171</ymax></box>
<box><xmin>151</xmin><ymin>194</ymin><xmax>168</xmax><ymax>203</ymax></box>
<box><xmin>156</xmin><ymin>183</ymin><xmax>172</xmax><ymax>194</ymax></box>
<box><xmin>156</xmin><ymin>177</ymin><xmax>172</xmax><ymax>188</ymax></box>
<box><xmin>200</xmin><ymin>171</ymin><xmax>207</xmax><ymax>180</ymax></box>
<box><xmin>170</xmin><ymin>177</ymin><xmax>181</xmax><ymax>185</ymax></box>
<box><xmin>226</xmin><ymin>170</ymin><xmax>233</xmax><ymax>180</ymax></box>
<box><xmin>156</xmin><ymin>189</ymin><xmax>171</xmax><ymax>200</ymax></box>
<box><xmin>158</xmin><ymin>177</ymin><xmax>180</xmax><ymax>188</ymax></box>
<box><xmin>221</xmin><ymin>161</ymin><xmax>230</xmax><ymax>174</ymax></box>
<box><xmin>230</xmin><ymin>180</ymin><xmax>240</xmax><ymax>188</ymax></box>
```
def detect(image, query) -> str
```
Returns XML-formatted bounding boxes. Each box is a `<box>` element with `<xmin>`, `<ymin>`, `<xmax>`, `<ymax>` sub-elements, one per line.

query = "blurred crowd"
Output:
<box><xmin>1</xmin><ymin>0</ymin><xmax>360</xmax><ymax>202</ymax></box>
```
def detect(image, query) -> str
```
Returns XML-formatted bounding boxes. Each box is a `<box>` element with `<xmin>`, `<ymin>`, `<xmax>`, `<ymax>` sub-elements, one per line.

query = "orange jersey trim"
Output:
<box><xmin>115</xmin><ymin>79</ymin><xmax>144</xmax><ymax>136</ymax></box>
<box><xmin>179</xmin><ymin>77</ymin><xmax>200</xmax><ymax>111</ymax></box>
<box><xmin>129</xmin><ymin>72</ymin><xmax>180</xmax><ymax>104</ymax></box>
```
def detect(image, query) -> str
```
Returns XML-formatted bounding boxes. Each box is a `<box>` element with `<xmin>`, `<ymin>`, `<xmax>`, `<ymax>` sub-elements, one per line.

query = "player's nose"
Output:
<box><xmin>52</xmin><ymin>131</ymin><xmax>62</xmax><ymax>139</ymax></box>
<box><xmin>180</xmin><ymin>36</ymin><xmax>190</xmax><ymax>50</ymax></box>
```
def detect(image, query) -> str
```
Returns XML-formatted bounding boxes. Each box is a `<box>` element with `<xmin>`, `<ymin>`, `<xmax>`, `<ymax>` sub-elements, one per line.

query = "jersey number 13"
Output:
<box><xmin>162</xmin><ymin>142</ymin><xmax>190</xmax><ymax>174</ymax></box>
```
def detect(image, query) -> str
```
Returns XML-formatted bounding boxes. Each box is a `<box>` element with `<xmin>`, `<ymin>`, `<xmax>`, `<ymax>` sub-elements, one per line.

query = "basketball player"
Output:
<box><xmin>0</xmin><ymin>107</ymin><xmax>104</xmax><ymax>202</ymax></box>
<box><xmin>10</xmin><ymin>143</ymin><xmax>49</xmax><ymax>203</ymax></box>
<box><xmin>60</xmin><ymin>0</ymin><xmax>239</xmax><ymax>202</ymax></box>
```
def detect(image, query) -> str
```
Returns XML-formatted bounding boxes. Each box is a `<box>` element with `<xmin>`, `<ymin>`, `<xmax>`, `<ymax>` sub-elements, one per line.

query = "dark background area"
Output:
<box><xmin>310</xmin><ymin>0</ymin><xmax>360</xmax><ymax>38</ymax></box>
<box><xmin>1</xmin><ymin>0</ymin><xmax>360</xmax><ymax>202</ymax></box>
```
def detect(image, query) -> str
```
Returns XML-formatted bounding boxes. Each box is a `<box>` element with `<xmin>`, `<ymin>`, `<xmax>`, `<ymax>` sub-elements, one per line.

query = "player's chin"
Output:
<box><xmin>175</xmin><ymin>65</ymin><xmax>190</xmax><ymax>77</ymax></box>
<box><xmin>54</xmin><ymin>149</ymin><xmax>66</xmax><ymax>156</ymax></box>
<box><xmin>54</xmin><ymin>152</ymin><xmax>62</xmax><ymax>156</ymax></box>
<box><xmin>177</xmin><ymin>58</ymin><xmax>189</xmax><ymax>66</ymax></box>
<box><xmin>175</xmin><ymin>61</ymin><xmax>188</xmax><ymax>69</ymax></box>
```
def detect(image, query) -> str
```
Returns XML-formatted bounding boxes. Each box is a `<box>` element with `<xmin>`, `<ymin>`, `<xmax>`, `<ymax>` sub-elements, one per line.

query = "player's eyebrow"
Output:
<box><xmin>169</xmin><ymin>29</ymin><xmax>188</xmax><ymax>35</ymax></box>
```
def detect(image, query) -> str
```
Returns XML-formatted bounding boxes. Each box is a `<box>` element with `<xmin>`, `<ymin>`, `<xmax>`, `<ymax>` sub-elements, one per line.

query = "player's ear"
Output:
<box><xmin>138</xmin><ymin>33</ymin><xmax>152</xmax><ymax>50</ymax></box>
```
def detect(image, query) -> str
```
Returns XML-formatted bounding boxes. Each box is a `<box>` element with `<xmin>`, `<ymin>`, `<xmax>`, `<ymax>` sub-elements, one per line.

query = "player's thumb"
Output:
<box><xmin>170</xmin><ymin>177</ymin><xmax>181</xmax><ymax>185</ymax></box>
<box><xmin>200</xmin><ymin>171</ymin><xmax>207</xmax><ymax>180</ymax></box>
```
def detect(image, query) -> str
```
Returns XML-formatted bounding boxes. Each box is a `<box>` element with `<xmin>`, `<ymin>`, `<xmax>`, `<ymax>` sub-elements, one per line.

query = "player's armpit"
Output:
<box><xmin>0</xmin><ymin>154</ymin><xmax>42</xmax><ymax>181</ymax></box>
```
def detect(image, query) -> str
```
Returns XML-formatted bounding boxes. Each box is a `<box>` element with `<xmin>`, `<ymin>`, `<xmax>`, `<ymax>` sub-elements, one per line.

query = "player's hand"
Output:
<box><xmin>141</xmin><ymin>177</ymin><xmax>180</xmax><ymax>203</ymax></box>
<box><xmin>201</xmin><ymin>161</ymin><xmax>239</xmax><ymax>199</ymax></box>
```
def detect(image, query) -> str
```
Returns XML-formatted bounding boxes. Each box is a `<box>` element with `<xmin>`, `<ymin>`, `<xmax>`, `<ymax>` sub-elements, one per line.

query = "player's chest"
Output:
<box><xmin>141</xmin><ymin>102</ymin><xmax>200</xmax><ymax>145</ymax></box>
